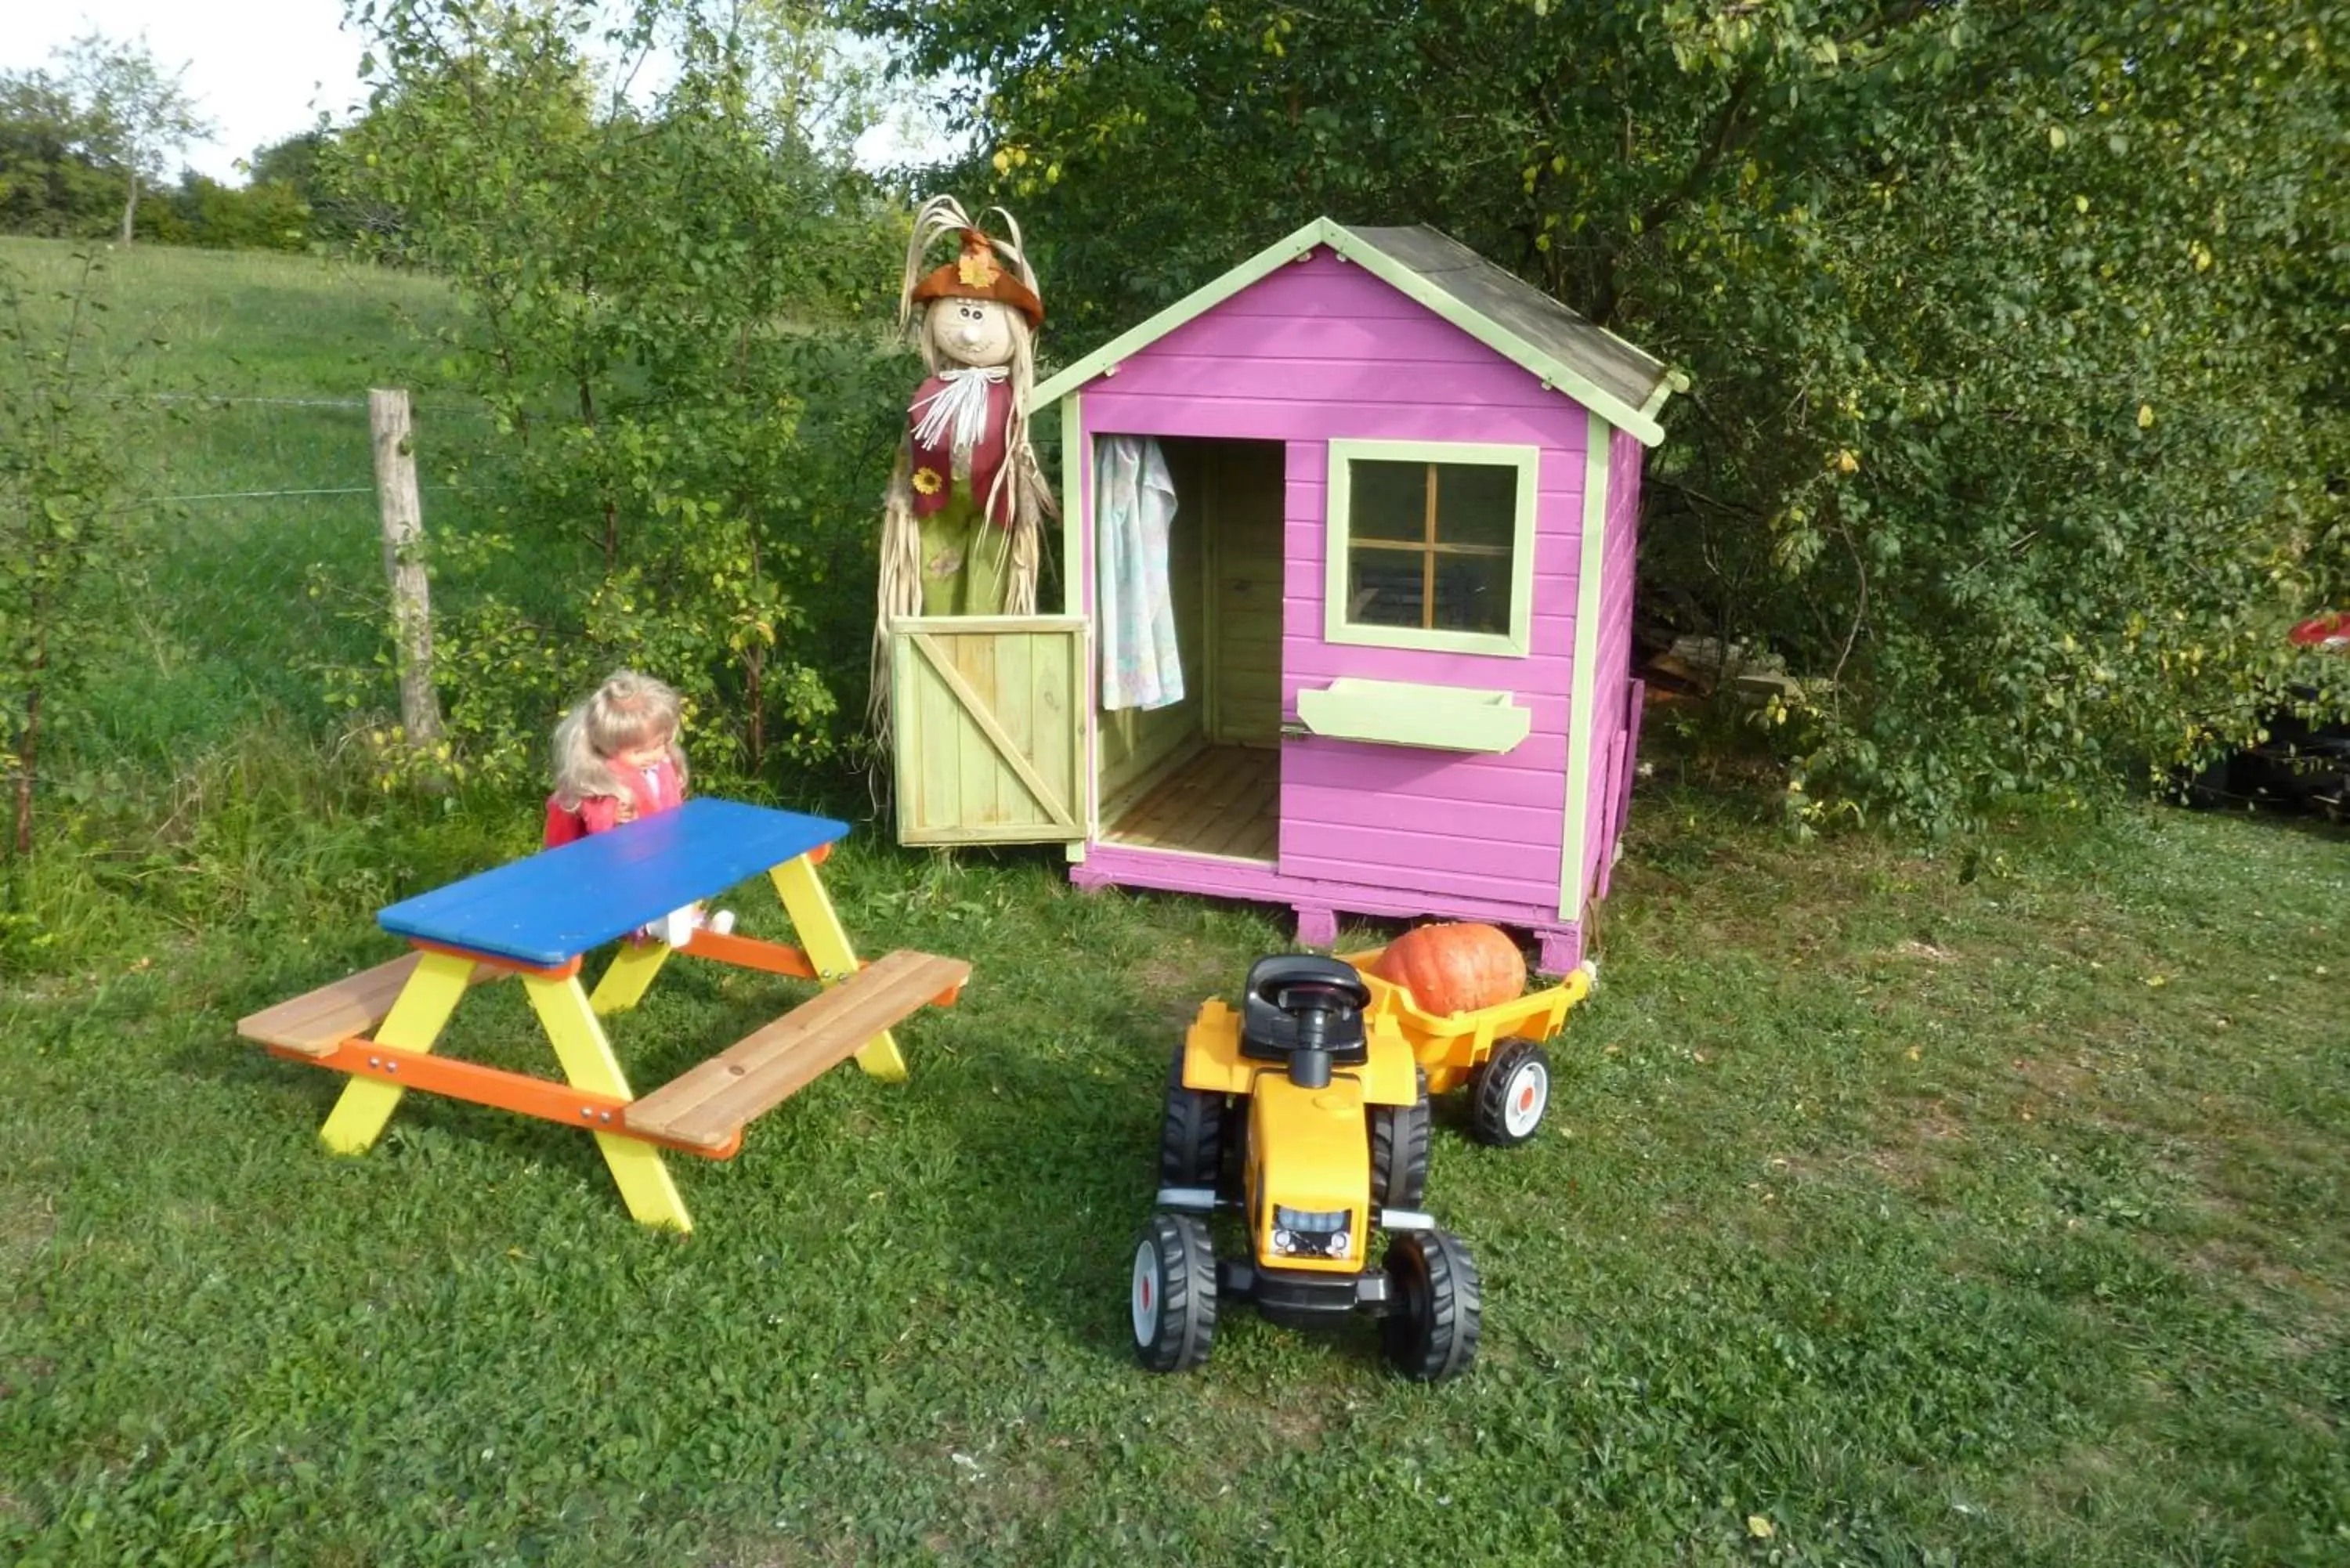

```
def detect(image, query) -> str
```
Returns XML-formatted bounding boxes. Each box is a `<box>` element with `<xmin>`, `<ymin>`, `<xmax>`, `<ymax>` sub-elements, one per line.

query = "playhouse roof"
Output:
<box><xmin>1029</xmin><ymin>216</ymin><xmax>1677</xmax><ymax>446</ymax></box>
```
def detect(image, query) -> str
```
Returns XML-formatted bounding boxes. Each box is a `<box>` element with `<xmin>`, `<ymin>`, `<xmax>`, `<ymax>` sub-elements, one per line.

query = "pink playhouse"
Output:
<box><xmin>884</xmin><ymin>217</ymin><xmax>1675</xmax><ymax>972</ymax></box>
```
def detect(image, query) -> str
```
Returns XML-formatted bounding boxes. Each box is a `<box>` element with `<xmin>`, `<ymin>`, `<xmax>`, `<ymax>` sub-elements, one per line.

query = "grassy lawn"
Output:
<box><xmin>1</xmin><ymin>786</ymin><xmax>2343</xmax><ymax>1566</ymax></box>
<box><xmin>1</xmin><ymin>244</ymin><xmax>2345</xmax><ymax>1565</ymax></box>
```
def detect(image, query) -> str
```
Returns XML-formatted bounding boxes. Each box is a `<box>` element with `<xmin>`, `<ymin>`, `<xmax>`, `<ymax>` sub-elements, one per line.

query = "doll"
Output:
<box><xmin>870</xmin><ymin>196</ymin><xmax>1058</xmax><ymax>739</ymax></box>
<box><xmin>544</xmin><ymin>668</ymin><xmax>732</xmax><ymax>943</ymax></box>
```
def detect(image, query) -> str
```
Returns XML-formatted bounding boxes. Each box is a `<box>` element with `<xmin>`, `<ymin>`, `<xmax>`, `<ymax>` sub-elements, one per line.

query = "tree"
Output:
<box><xmin>0</xmin><ymin>70</ymin><xmax>119</xmax><ymax>237</ymax></box>
<box><xmin>58</xmin><ymin>31</ymin><xmax>215</xmax><ymax>247</ymax></box>
<box><xmin>327</xmin><ymin>0</ymin><xmax>904</xmax><ymax>788</ymax></box>
<box><xmin>853</xmin><ymin>0</ymin><xmax>2350</xmax><ymax>829</ymax></box>
<box><xmin>247</xmin><ymin>129</ymin><xmax>329</xmax><ymax>194</ymax></box>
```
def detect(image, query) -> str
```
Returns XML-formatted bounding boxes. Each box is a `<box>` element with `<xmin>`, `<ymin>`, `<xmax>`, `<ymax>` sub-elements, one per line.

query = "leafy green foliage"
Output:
<box><xmin>0</xmin><ymin>40</ymin><xmax>302</xmax><ymax>252</ymax></box>
<box><xmin>0</xmin><ymin>70</ymin><xmax>121</xmax><ymax>239</ymax></box>
<box><xmin>0</xmin><ymin>249</ymin><xmax>152</xmax><ymax>861</ymax></box>
<box><xmin>856</xmin><ymin>0</ymin><xmax>2350</xmax><ymax>829</ymax></box>
<box><xmin>329</xmin><ymin>0</ymin><xmax>906</xmax><ymax>792</ymax></box>
<box><xmin>142</xmin><ymin>173</ymin><xmax>314</xmax><ymax>253</ymax></box>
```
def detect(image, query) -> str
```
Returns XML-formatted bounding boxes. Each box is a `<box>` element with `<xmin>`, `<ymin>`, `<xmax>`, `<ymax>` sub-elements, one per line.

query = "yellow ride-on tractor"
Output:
<box><xmin>1129</xmin><ymin>956</ymin><xmax>1481</xmax><ymax>1381</ymax></box>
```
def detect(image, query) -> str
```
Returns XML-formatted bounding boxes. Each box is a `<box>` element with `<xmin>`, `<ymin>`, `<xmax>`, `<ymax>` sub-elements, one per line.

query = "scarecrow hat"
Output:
<box><xmin>898</xmin><ymin>196</ymin><xmax>1045</xmax><ymax>331</ymax></box>
<box><xmin>912</xmin><ymin>229</ymin><xmax>1044</xmax><ymax>327</ymax></box>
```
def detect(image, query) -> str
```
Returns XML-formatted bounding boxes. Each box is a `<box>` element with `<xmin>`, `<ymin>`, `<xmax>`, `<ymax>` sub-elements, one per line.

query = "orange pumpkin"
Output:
<box><xmin>1376</xmin><ymin>923</ymin><xmax>1527</xmax><ymax>1016</ymax></box>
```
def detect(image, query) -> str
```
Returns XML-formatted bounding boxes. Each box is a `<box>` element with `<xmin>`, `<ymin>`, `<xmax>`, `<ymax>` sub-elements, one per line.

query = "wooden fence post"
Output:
<box><xmin>368</xmin><ymin>388</ymin><xmax>446</xmax><ymax>750</ymax></box>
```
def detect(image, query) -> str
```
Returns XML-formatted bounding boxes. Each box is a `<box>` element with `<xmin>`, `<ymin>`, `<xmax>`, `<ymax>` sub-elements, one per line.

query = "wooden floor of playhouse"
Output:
<box><xmin>1101</xmin><ymin>743</ymin><xmax>1278</xmax><ymax>862</ymax></box>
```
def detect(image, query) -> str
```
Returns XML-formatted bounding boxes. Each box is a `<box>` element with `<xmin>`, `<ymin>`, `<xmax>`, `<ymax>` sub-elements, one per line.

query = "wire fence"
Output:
<box><xmin>107</xmin><ymin>390</ymin><xmax>494</xmax><ymax>743</ymax></box>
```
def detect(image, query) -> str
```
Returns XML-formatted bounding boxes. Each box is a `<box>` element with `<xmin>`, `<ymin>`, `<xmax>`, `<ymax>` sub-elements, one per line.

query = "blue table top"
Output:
<box><xmin>378</xmin><ymin>798</ymin><xmax>849</xmax><ymax>968</ymax></box>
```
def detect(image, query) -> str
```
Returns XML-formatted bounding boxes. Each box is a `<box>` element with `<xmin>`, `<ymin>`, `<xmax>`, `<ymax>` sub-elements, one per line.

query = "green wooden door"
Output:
<box><xmin>891</xmin><ymin>616</ymin><xmax>1088</xmax><ymax>846</ymax></box>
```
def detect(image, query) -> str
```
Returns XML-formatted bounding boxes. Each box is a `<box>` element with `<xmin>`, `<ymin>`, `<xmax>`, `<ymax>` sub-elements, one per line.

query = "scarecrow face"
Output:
<box><xmin>929</xmin><ymin>297</ymin><xmax>1018</xmax><ymax>370</ymax></box>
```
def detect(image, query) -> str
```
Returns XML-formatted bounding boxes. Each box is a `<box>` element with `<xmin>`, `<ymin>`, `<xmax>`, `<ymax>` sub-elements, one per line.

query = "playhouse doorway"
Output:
<box><xmin>1096</xmin><ymin>435</ymin><xmax>1285</xmax><ymax>862</ymax></box>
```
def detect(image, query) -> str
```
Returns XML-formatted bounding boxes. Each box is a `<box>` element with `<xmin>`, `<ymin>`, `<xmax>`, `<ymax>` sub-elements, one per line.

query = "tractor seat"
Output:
<box><xmin>1238</xmin><ymin>955</ymin><xmax>1370</xmax><ymax>1065</ymax></box>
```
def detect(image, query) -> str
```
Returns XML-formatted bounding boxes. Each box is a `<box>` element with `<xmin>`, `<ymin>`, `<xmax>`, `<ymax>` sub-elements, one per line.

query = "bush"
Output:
<box><xmin>327</xmin><ymin>0</ymin><xmax>906</xmax><ymax>793</ymax></box>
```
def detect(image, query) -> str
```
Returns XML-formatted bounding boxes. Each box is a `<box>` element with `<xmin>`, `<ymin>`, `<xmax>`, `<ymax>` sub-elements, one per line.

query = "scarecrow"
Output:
<box><xmin>871</xmin><ymin>197</ymin><xmax>1056</xmax><ymax>735</ymax></box>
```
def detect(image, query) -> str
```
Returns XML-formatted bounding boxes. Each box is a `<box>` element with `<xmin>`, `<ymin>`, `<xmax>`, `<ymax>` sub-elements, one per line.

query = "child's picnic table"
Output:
<box><xmin>237</xmin><ymin>798</ymin><xmax>967</xmax><ymax>1231</ymax></box>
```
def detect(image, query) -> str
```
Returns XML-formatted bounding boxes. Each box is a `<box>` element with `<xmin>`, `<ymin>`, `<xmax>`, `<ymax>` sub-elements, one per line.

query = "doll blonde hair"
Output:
<box><xmin>551</xmin><ymin>669</ymin><xmax>689</xmax><ymax>809</ymax></box>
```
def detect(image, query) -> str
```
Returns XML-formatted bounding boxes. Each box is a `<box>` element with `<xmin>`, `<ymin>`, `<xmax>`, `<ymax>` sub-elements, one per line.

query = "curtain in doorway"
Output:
<box><xmin>1096</xmin><ymin>435</ymin><xmax>1184</xmax><ymax>710</ymax></box>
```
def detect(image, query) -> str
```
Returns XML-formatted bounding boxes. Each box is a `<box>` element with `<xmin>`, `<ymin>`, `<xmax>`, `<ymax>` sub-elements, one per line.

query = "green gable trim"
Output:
<box><xmin>1027</xmin><ymin>217</ymin><xmax>1671</xmax><ymax>446</ymax></box>
<box><xmin>1558</xmin><ymin>409</ymin><xmax>1611</xmax><ymax>923</ymax></box>
<box><xmin>1058</xmin><ymin>392</ymin><xmax>1096</xmax><ymax>857</ymax></box>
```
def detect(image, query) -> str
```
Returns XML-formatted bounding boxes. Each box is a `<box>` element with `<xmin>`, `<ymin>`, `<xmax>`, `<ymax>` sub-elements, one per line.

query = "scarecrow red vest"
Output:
<box><xmin>907</xmin><ymin>373</ymin><xmax>1016</xmax><ymax>529</ymax></box>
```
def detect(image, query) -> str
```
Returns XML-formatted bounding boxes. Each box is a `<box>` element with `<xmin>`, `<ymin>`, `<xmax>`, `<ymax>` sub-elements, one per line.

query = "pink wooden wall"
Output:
<box><xmin>1079</xmin><ymin>250</ymin><xmax>1606</xmax><ymax>923</ymax></box>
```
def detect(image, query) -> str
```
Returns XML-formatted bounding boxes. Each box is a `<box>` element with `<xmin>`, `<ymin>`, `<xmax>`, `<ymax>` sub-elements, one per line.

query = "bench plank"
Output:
<box><xmin>624</xmin><ymin>949</ymin><xmax>968</xmax><ymax>1151</ymax></box>
<box><xmin>237</xmin><ymin>955</ymin><xmax>432</xmax><ymax>1057</ymax></box>
<box><xmin>239</xmin><ymin>952</ymin><xmax>504</xmax><ymax>1057</ymax></box>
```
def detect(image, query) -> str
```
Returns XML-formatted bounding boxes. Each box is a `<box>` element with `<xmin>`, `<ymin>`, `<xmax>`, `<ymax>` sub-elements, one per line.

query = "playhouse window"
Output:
<box><xmin>1325</xmin><ymin>440</ymin><xmax>1539</xmax><ymax>657</ymax></box>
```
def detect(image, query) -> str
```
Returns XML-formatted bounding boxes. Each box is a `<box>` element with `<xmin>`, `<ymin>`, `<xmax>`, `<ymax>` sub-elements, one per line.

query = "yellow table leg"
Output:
<box><xmin>769</xmin><ymin>854</ymin><xmax>907</xmax><ymax>1082</ymax></box>
<box><xmin>318</xmin><ymin>951</ymin><xmax>475</xmax><ymax>1154</ymax></box>
<box><xmin>588</xmin><ymin>939</ymin><xmax>671</xmax><ymax>1016</ymax></box>
<box><xmin>521</xmin><ymin>973</ymin><xmax>692</xmax><ymax>1233</ymax></box>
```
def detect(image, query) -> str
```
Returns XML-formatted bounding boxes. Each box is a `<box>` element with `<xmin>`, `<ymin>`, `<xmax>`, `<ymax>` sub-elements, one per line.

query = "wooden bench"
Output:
<box><xmin>237</xmin><ymin>955</ymin><xmax>436</xmax><ymax>1057</ymax></box>
<box><xmin>624</xmin><ymin>948</ymin><xmax>970</xmax><ymax>1153</ymax></box>
<box><xmin>237</xmin><ymin>952</ymin><xmax>513</xmax><ymax>1057</ymax></box>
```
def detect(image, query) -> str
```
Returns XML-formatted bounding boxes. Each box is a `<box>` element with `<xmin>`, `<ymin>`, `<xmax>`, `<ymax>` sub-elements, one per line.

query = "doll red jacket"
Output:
<box><xmin>543</xmin><ymin>758</ymin><xmax>685</xmax><ymax>847</ymax></box>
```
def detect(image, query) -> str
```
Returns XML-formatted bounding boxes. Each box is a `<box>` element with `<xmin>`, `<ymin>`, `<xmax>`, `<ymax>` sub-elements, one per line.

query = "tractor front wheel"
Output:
<box><xmin>1131</xmin><ymin>1212</ymin><xmax>1219</xmax><ymax>1373</ymax></box>
<box><xmin>1380</xmin><ymin>1228</ymin><xmax>1481</xmax><ymax>1382</ymax></box>
<box><xmin>1469</xmin><ymin>1039</ymin><xmax>1553</xmax><ymax>1147</ymax></box>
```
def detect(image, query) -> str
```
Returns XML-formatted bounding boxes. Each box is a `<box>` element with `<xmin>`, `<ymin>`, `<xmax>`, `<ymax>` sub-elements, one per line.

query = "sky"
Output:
<box><xmin>0</xmin><ymin>0</ymin><xmax>959</xmax><ymax>184</ymax></box>
<box><xmin>1</xmin><ymin>1</ymin><xmax>372</xmax><ymax>182</ymax></box>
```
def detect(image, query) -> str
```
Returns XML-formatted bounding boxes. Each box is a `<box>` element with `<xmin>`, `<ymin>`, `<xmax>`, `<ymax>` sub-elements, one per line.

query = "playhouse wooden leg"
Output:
<box><xmin>521</xmin><ymin>974</ymin><xmax>693</xmax><ymax>1233</ymax></box>
<box><xmin>588</xmin><ymin>939</ymin><xmax>672</xmax><ymax>1016</ymax></box>
<box><xmin>768</xmin><ymin>854</ymin><xmax>908</xmax><ymax>1082</ymax></box>
<box><xmin>1536</xmin><ymin>927</ymin><xmax>1583</xmax><ymax>976</ymax></box>
<box><xmin>316</xmin><ymin>951</ymin><xmax>475</xmax><ymax>1155</ymax></box>
<box><xmin>1293</xmin><ymin>906</ymin><xmax>1339</xmax><ymax>949</ymax></box>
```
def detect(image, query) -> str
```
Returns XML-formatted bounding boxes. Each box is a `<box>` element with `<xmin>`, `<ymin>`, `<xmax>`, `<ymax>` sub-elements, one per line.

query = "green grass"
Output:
<box><xmin>2</xmin><ymin>241</ymin><xmax>2345</xmax><ymax>1565</ymax></box>
<box><xmin>1</xmin><ymin>237</ymin><xmax>490</xmax><ymax>753</ymax></box>
<box><xmin>0</xmin><ymin>782</ymin><xmax>2344</xmax><ymax>1566</ymax></box>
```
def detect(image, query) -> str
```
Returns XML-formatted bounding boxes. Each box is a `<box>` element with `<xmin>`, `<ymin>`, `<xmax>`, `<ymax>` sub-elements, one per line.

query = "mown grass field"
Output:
<box><xmin>2</xmin><ymin>244</ymin><xmax>2346</xmax><ymax>1566</ymax></box>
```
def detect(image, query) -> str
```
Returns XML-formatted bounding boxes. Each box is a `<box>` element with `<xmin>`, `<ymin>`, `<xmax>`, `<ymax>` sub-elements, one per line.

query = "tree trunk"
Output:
<box><xmin>10</xmin><ymin>667</ymin><xmax>40</xmax><ymax>859</ymax></box>
<box><xmin>368</xmin><ymin>388</ymin><xmax>446</xmax><ymax>750</ymax></box>
<box><xmin>118</xmin><ymin>168</ymin><xmax>137</xmax><ymax>247</ymax></box>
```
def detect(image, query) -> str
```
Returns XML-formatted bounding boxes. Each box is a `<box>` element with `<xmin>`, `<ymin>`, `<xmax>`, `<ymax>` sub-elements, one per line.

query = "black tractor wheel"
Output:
<box><xmin>1468</xmin><ymin>1039</ymin><xmax>1553</xmax><ymax>1147</ymax></box>
<box><xmin>2171</xmin><ymin>753</ymin><xmax>2244</xmax><ymax>810</ymax></box>
<box><xmin>1159</xmin><ymin>1043</ymin><xmax>1231</xmax><ymax>1189</ymax></box>
<box><xmin>1368</xmin><ymin>1069</ymin><xmax>1430</xmax><ymax>1208</ymax></box>
<box><xmin>1130</xmin><ymin>1212</ymin><xmax>1219</xmax><ymax>1373</ymax></box>
<box><xmin>1380</xmin><ymin>1227</ymin><xmax>1481</xmax><ymax>1382</ymax></box>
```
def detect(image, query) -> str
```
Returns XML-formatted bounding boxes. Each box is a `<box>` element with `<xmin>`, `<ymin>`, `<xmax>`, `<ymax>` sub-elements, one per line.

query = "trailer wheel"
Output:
<box><xmin>1469</xmin><ymin>1039</ymin><xmax>1552</xmax><ymax>1147</ymax></box>
<box><xmin>1131</xmin><ymin>1212</ymin><xmax>1218</xmax><ymax>1373</ymax></box>
<box><xmin>1381</xmin><ymin>1228</ymin><xmax>1480</xmax><ymax>1382</ymax></box>
<box><xmin>1369</xmin><ymin>1068</ymin><xmax>1430</xmax><ymax>1208</ymax></box>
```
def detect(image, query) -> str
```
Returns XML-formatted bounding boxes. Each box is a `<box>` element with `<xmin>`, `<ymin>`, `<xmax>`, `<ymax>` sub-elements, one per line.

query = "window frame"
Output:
<box><xmin>1322</xmin><ymin>439</ymin><xmax>1541</xmax><ymax>658</ymax></box>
